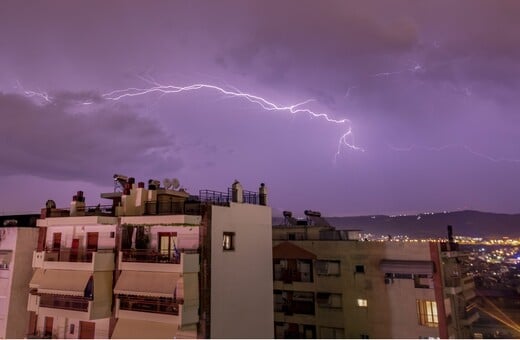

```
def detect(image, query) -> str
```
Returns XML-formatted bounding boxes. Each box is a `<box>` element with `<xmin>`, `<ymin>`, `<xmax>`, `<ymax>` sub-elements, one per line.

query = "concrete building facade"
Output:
<box><xmin>26</xmin><ymin>176</ymin><xmax>273</xmax><ymax>339</ymax></box>
<box><xmin>0</xmin><ymin>215</ymin><xmax>38</xmax><ymax>339</ymax></box>
<box><xmin>272</xmin><ymin>211</ymin><xmax>478</xmax><ymax>339</ymax></box>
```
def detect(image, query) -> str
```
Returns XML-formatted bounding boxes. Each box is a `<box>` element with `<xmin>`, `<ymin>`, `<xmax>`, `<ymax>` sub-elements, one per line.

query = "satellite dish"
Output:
<box><xmin>163</xmin><ymin>178</ymin><xmax>180</xmax><ymax>190</ymax></box>
<box><xmin>163</xmin><ymin>178</ymin><xmax>173</xmax><ymax>190</ymax></box>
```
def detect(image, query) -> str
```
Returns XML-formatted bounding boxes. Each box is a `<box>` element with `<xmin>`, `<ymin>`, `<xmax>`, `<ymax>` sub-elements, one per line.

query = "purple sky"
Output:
<box><xmin>1</xmin><ymin>1</ymin><xmax>520</xmax><ymax>216</ymax></box>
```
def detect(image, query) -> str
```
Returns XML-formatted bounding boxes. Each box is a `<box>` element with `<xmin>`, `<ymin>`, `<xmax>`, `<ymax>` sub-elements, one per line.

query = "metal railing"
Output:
<box><xmin>119</xmin><ymin>296</ymin><xmax>179</xmax><ymax>315</ymax></box>
<box><xmin>44</xmin><ymin>248</ymin><xmax>113</xmax><ymax>263</ymax></box>
<box><xmin>42</xmin><ymin>205</ymin><xmax>114</xmax><ymax>218</ymax></box>
<box><xmin>121</xmin><ymin>249</ymin><xmax>181</xmax><ymax>264</ymax></box>
<box><xmin>199</xmin><ymin>190</ymin><xmax>230</xmax><ymax>206</ymax></box>
<box><xmin>39</xmin><ymin>294</ymin><xmax>89</xmax><ymax>312</ymax></box>
<box><xmin>274</xmin><ymin>269</ymin><xmax>313</xmax><ymax>283</ymax></box>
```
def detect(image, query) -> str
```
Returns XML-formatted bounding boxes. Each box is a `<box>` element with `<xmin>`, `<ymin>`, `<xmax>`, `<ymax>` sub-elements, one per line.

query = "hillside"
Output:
<box><xmin>274</xmin><ymin>210</ymin><xmax>520</xmax><ymax>238</ymax></box>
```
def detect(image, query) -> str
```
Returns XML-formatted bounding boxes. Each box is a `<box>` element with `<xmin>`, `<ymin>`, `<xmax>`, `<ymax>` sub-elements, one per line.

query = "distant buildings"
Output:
<box><xmin>25</xmin><ymin>176</ymin><xmax>273</xmax><ymax>339</ymax></box>
<box><xmin>0</xmin><ymin>179</ymin><xmax>488</xmax><ymax>339</ymax></box>
<box><xmin>272</xmin><ymin>210</ymin><xmax>479</xmax><ymax>338</ymax></box>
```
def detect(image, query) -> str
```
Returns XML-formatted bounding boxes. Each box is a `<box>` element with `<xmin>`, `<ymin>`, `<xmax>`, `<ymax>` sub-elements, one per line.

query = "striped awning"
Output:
<box><xmin>380</xmin><ymin>259</ymin><xmax>435</xmax><ymax>275</ymax></box>
<box><xmin>114</xmin><ymin>271</ymin><xmax>180</xmax><ymax>298</ymax></box>
<box><xmin>111</xmin><ymin>318</ymin><xmax>178</xmax><ymax>339</ymax></box>
<box><xmin>38</xmin><ymin>270</ymin><xmax>92</xmax><ymax>296</ymax></box>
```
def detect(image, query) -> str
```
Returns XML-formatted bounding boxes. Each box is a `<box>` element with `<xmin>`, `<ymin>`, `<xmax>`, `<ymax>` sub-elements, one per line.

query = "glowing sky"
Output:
<box><xmin>1</xmin><ymin>1</ymin><xmax>520</xmax><ymax>216</ymax></box>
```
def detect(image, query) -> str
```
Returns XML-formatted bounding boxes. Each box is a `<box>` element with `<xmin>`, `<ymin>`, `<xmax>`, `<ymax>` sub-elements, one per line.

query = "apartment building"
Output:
<box><xmin>272</xmin><ymin>211</ymin><xmax>478</xmax><ymax>339</ymax></box>
<box><xmin>0</xmin><ymin>215</ymin><xmax>38</xmax><ymax>339</ymax></box>
<box><xmin>26</xmin><ymin>176</ymin><xmax>273</xmax><ymax>339</ymax></box>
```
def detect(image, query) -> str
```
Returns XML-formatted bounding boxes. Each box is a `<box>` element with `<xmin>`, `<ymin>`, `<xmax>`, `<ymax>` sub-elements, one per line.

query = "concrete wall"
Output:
<box><xmin>44</xmin><ymin>224</ymin><xmax>117</xmax><ymax>250</ymax></box>
<box><xmin>210</xmin><ymin>202</ymin><xmax>273</xmax><ymax>338</ymax></box>
<box><xmin>274</xmin><ymin>239</ymin><xmax>441</xmax><ymax>339</ymax></box>
<box><xmin>0</xmin><ymin>228</ymin><xmax>38</xmax><ymax>339</ymax></box>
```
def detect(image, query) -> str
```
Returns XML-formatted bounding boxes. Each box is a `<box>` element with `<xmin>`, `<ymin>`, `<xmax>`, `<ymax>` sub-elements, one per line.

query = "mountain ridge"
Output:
<box><xmin>274</xmin><ymin>210</ymin><xmax>520</xmax><ymax>238</ymax></box>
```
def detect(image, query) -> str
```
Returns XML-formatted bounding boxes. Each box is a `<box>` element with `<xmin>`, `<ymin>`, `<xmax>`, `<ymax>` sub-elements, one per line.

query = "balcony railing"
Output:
<box><xmin>119</xmin><ymin>295</ymin><xmax>179</xmax><ymax>315</ymax></box>
<box><xmin>282</xmin><ymin>301</ymin><xmax>315</xmax><ymax>315</ymax></box>
<box><xmin>199</xmin><ymin>188</ymin><xmax>261</xmax><ymax>206</ymax></box>
<box><xmin>27</xmin><ymin>332</ymin><xmax>52</xmax><ymax>339</ymax></box>
<box><xmin>44</xmin><ymin>249</ymin><xmax>113</xmax><ymax>263</ymax></box>
<box><xmin>274</xmin><ymin>269</ymin><xmax>313</xmax><ymax>283</ymax></box>
<box><xmin>121</xmin><ymin>249</ymin><xmax>181</xmax><ymax>264</ymax></box>
<box><xmin>41</xmin><ymin>205</ymin><xmax>114</xmax><ymax>218</ymax></box>
<box><xmin>39</xmin><ymin>294</ymin><xmax>89</xmax><ymax>312</ymax></box>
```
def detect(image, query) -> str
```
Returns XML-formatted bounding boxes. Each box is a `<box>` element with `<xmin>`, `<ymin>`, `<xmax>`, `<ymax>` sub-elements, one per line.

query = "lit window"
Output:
<box><xmin>417</xmin><ymin>300</ymin><xmax>438</xmax><ymax>327</ymax></box>
<box><xmin>223</xmin><ymin>232</ymin><xmax>235</xmax><ymax>251</ymax></box>
<box><xmin>357</xmin><ymin>298</ymin><xmax>367</xmax><ymax>307</ymax></box>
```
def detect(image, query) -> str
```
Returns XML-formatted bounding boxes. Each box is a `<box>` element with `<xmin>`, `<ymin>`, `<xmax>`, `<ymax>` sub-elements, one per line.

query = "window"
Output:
<box><xmin>159</xmin><ymin>232</ymin><xmax>178</xmax><ymax>258</ymax></box>
<box><xmin>223</xmin><ymin>232</ymin><xmax>235</xmax><ymax>251</ymax></box>
<box><xmin>69</xmin><ymin>324</ymin><xmax>75</xmax><ymax>334</ymax></box>
<box><xmin>317</xmin><ymin>293</ymin><xmax>342</xmax><ymax>308</ymax></box>
<box><xmin>417</xmin><ymin>300</ymin><xmax>438</xmax><ymax>327</ymax></box>
<box><xmin>355</xmin><ymin>265</ymin><xmax>365</xmax><ymax>273</ymax></box>
<box><xmin>361</xmin><ymin>334</ymin><xmax>369</xmax><ymax>339</ymax></box>
<box><xmin>320</xmin><ymin>327</ymin><xmax>344</xmax><ymax>339</ymax></box>
<box><xmin>316</xmin><ymin>260</ymin><xmax>340</xmax><ymax>276</ymax></box>
<box><xmin>357</xmin><ymin>298</ymin><xmax>367</xmax><ymax>307</ymax></box>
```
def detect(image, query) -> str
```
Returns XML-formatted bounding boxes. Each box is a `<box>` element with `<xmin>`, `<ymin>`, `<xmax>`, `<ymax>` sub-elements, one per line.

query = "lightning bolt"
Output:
<box><xmin>344</xmin><ymin>85</ymin><xmax>358</xmax><ymax>98</ymax></box>
<box><xmin>16</xmin><ymin>81</ymin><xmax>52</xmax><ymax>103</ymax></box>
<box><xmin>371</xmin><ymin>62</ymin><xmax>424</xmax><ymax>78</ymax></box>
<box><xmin>101</xmin><ymin>82</ymin><xmax>365</xmax><ymax>157</ymax></box>
<box><xmin>389</xmin><ymin>144</ymin><xmax>520</xmax><ymax>164</ymax></box>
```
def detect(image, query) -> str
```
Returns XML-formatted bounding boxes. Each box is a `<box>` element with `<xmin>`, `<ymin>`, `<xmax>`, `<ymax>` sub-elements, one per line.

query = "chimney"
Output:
<box><xmin>70</xmin><ymin>191</ymin><xmax>86</xmax><ymax>216</ymax></box>
<box><xmin>231</xmin><ymin>180</ymin><xmax>243</xmax><ymax>203</ymax></box>
<box><xmin>259</xmin><ymin>183</ymin><xmax>267</xmax><ymax>206</ymax></box>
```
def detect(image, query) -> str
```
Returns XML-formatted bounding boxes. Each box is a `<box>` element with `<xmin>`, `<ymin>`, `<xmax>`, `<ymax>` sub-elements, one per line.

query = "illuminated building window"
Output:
<box><xmin>222</xmin><ymin>232</ymin><xmax>235</xmax><ymax>251</ymax></box>
<box><xmin>416</xmin><ymin>300</ymin><xmax>438</xmax><ymax>327</ymax></box>
<box><xmin>357</xmin><ymin>298</ymin><xmax>367</xmax><ymax>307</ymax></box>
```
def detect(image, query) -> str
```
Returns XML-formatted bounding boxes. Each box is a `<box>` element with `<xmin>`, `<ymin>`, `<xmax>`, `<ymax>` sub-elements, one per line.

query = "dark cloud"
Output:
<box><xmin>0</xmin><ymin>93</ymin><xmax>182</xmax><ymax>184</ymax></box>
<box><xmin>1</xmin><ymin>1</ymin><xmax>520</xmax><ymax>215</ymax></box>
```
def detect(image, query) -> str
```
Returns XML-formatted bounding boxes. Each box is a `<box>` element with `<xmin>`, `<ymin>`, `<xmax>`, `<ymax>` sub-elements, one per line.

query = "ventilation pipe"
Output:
<box><xmin>232</xmin><ymin>180</ymin><xmax>243</xmax><ymax>203</ymax></box>
<box><xmin>259</xmin><ymin>183</ymin><xmax>267</xmax><ymax>206</ymax></box>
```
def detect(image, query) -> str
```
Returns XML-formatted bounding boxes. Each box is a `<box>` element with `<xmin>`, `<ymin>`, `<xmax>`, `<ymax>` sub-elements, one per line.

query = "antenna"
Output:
<box><xmin>171</xmin><ymin>178</ymin><xmax>180</xmax><ymax>190</ymax></box>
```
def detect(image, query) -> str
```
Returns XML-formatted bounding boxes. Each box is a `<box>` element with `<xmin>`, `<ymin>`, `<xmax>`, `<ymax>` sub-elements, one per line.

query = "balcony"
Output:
<box><xmin>444</xmin><ymin>275</ymin><xmax>475</xmax><ymax>295</ymax></box>
<box><xmin>119</xmin><ymin>295</ymin><xmax>179</xmax><ymax>315</ymax></box>
<box><xmin>274</xmin><ymin>269</ymin><xmax>313</xmax><ymax>284</ymax></box>
<box><xmin>32</xmin><ymin>249</ymin><xmax>115</xmax><ymax>271</ymax></box>
<box><xmin>39</xmin><ymin>294</ymin><xmax>90</xmax><ymax>312</ymax></box>
<box><xmin>461</xmin><ymin>311</ymin><xmax>479</xmax><ymax>326</ymax></box>
<box><xmin>119</xmin><ymin>250</ymin><xmax>199</xmax><ymax>273</ymax></box>
<box><xmin>115</xmin><ymin>297</ymin><xmax>198</xmax><ymax>325</ymax></box>
<box><xmin>36</xmin><ymin>294</ymin><xmax>94</xmax><ymax>320</ymax></box>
